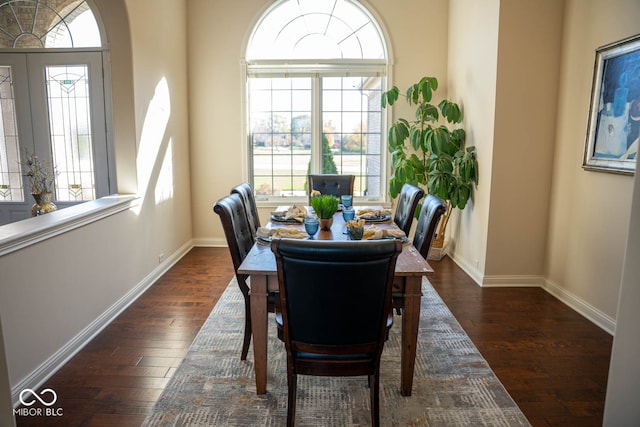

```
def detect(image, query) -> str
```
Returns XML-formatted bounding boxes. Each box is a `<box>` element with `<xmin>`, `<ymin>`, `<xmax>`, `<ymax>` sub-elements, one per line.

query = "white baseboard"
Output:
<box><xmin>448</xmin><ymin>251</ymin><xmax>484</xmax><ymax>286</ymax></box>
<box><xmin>11</xmin><ymin>240</ymin><xmax>194</xmax><ymax>407</ymax></box>
<box><xmin>192</xmin><ymin>237</ymin><xmax>226</xmax><ymax>247</ymax></box>
<box><xmin>482</xmin><ymin>274</ymin><xmax>544</xmax><ymax>287</ymax></box>
<box><xmin>447</xmin><ymin>251</ymin><xmax>614</xmax><ymax>336</ymax></box>
<box><xmin>543</xmin><ymin>278</ymin><xmax>615</xmax><ymax>335</ymax></box>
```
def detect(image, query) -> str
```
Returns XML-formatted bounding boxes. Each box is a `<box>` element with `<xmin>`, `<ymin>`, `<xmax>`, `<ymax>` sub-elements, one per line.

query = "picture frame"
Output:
<box><xmin>583</xmin><ymin>34</ymin><xmax>640</xmax><ymax>175</ymax></box>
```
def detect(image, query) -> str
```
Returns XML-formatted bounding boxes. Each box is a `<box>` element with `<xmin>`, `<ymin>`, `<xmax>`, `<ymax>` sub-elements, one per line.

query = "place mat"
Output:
<box><xmin>270</xmin><ymin>205</ymin><xmax>307</xmax><ymax>223</ymax></box>
<box><xmin>256</xmin><ymin>227</ymin><xmax>309</xmax><ymax>245</ymax></box>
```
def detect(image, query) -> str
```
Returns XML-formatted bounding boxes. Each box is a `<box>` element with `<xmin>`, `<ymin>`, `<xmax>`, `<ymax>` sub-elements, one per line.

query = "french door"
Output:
<box><xmin>0</xmin><ymin>51</ymin><xmax>108</xmax><ymax>225</ymax></box>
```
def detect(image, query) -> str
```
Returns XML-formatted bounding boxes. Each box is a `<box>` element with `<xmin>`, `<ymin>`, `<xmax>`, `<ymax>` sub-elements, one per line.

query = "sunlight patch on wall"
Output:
<box><xmin>133</xmin><ymin>77</ymin><xmax>171</xmax><ymax>215</ymax></box>
<box><xmin>154</xmin><ymin>139</ymin><xmax>174</xmax><ymax>204</ymax></box>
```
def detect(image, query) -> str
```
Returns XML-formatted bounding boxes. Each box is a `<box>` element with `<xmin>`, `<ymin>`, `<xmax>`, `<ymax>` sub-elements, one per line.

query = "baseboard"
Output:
<box><xmin>11</xmin><ymin>240</ymin><xmax>194</xmax><ymax>407</ymax></box>
<box><xmin>543</xmin><ymin>278</ymin><xmax>615</xmax><ymax>336</ymax></box>
<box><xmin>482</xmin><ymin>274</ymin><xmax>544</xmax><ymax>287</ymax></box>
<box><xmin>446</xmin><ymin>251</ymin><xmax>614</xmax><ymax>335</ymax></box>
<box><xmin>192</xmin><ymin>237</ymin><xmax>226</xmax><ymax>247</ymax></box>
<box><xmin>447</xmin><ymin>251</ymin><xmax>484</xmax><ymax>286</ymax></box>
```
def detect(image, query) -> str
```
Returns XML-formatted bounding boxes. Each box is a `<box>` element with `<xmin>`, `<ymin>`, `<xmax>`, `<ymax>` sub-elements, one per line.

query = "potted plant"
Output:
<box><xmin>310</xmin><ymin>194</ymin><xmax>339</xmax><ymax>230</ymax></box>
<box><xmin>381</xmin><ymin>76</ymin><xmax>478</xmax><ymax>250</ymax></box>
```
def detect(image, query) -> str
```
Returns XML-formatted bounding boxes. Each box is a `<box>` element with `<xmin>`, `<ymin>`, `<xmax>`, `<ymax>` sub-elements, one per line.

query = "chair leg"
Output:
<box><xmin>369</xmin><ymin>373</ymin><xmax>380</xmax><ymax>427</ymax></box>
<box><xmin>240</xmin><ymin>294</ymin><xmax>251</xmax><ymax>360</ymax></box>
<box><xmin>287</xmin><ymin>367</ymin><xmax>297</xmax><ymax>427</ymax></box>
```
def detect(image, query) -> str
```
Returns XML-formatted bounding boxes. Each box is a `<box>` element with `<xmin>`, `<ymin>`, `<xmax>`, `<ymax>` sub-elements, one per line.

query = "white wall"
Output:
<box><xmin>446</xmin><ymin>0</ymin><xmax>500</xmax><ymax>280</ymax></box>
<box><xmin>0</xmin><ymin>316</ymin><xmax>15</xmax><ymax>426</ymax></box>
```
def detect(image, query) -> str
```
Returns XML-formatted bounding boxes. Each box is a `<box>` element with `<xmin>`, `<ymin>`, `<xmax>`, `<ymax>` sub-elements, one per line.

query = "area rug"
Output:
<box><xmin>144</xmin><ymin>277</ymin><xmax>530</xmax><ymax>426</ymax></box>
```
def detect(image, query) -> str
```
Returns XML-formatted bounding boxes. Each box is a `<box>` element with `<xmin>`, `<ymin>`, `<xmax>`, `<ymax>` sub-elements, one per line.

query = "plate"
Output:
<box><xmin>257</xmin><ymin>236</ymin><xmax>272</xmax><ymax>246</ymax></box>
<box><xmin>386</xmin><ymin>235</ymin><xmax>409</xmax><ymax>244</ymax></box>
<box><xmin>362</xmin><ymin>215</ymin><xmax>392</xmax><ymax>223</ymax></box>
<box><xmin>270</xmin><ymin>215</ymin><xmax>300</xmax><ymax>223</ymax></box>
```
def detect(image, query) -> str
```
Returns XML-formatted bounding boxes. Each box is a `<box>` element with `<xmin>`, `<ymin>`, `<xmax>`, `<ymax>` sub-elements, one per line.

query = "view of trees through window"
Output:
<box><xmin>250</xmin><ymin>76</ymin><xmax>382</xmax><ymax>198</ymax></box>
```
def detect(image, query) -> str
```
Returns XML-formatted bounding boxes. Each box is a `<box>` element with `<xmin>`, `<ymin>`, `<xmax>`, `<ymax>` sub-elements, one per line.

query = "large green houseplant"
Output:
<box><xmin>381</xmin><ymin>76</ymin><xmax>478</xmax><ymax>248</ymax></box>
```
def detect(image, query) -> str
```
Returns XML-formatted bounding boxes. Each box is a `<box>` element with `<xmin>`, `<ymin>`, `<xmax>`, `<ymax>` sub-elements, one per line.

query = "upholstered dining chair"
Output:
<box><xmin>214</xmin><ymin>193</ymin><xmax>275</xmax><ymax>360</ymax></box>
<box><xmin>271</xmin><ymin>239</ymin><xmax>402</xmax><ymax>427</ymax></box>
<box><xmin>393</xmin><ymin>183</ymin><xmax>425</xmax><ymax>236</ymax></box>
<box><xmin>412</xmin><ymin>194</ymin><xmax>447</xmax><ymax>259</ymax></box>
<box><xmin>231</xmin><ymin>182</ymin><xmax>261</xmax><ymax>239</ymax></box>
<box><xmin>308</xmin><ymin>174</ymin><xmax>355</xmax><ymax>203</ymax></box>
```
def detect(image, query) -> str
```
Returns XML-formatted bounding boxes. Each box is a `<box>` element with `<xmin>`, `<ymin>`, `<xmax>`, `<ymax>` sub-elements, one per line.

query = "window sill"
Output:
<box><xmin>0</xmin><ymin>194</ymin><xmax>139</xmax><ymax>257</ymax></box>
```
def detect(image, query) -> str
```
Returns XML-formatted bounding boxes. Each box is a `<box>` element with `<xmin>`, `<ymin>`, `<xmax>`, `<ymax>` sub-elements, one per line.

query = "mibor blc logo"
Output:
<box><xmin>14</xmin><ymin>388</ymin><xmax>64</xmax><ymax>418</ymax></box>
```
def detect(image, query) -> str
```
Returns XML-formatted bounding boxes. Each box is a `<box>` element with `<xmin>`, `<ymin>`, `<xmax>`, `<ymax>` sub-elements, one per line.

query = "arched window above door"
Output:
<box><xmin>0</xmin><ymin>0</ymin><xmax>101</xmax><ymax>48</ymax></box>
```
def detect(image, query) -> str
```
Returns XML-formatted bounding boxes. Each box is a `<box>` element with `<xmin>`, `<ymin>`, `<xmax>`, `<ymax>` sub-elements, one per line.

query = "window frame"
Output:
<box><xmin>243</xmin><ymin>58</ymin><xmax>391</xmax><ymax>206</ymax></box>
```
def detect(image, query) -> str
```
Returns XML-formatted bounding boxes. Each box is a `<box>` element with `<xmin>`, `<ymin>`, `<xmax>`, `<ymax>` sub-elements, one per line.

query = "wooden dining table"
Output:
<box><xmin>237</xmin><ymin>206</ymin><xmax>433</xmax><ymax>397</ymax></box>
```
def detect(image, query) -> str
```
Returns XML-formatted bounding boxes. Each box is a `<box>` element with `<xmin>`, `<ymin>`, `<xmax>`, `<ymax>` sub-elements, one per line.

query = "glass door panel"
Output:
<box><xmin>0</xmin><ymin>65</ymin><xmax>24</xmax><ymax>202</ymax></box>
<box><xmin>46</xmin><ymin>64</ymin><xmax>96</xmax><ymax>201</ymax></box>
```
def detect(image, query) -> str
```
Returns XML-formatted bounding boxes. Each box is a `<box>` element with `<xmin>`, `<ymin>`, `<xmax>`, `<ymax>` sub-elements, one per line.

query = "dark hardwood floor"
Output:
<box><xmin>14</xmin><ymin>247</ymin><xmax>612</xmax><ymax>426</ymax></box>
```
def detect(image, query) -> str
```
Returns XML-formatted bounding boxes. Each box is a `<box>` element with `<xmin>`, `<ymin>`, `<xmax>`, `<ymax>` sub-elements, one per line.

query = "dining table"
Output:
<box><xmin>237</xmin><ymin>205</ymin><xmax>433</xmax><ymax>397</ymax></box>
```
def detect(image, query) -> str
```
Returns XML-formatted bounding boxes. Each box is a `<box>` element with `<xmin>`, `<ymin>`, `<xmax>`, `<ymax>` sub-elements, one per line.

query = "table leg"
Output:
<box><xmin>250</xmin><ymin>274</ymin><xmax>268</xmax><ymax>394</ymax></box>
<box><xmin>401</xmin><ymin>276</ymin><xmax>423</xmax><ymax>396</ymax></box>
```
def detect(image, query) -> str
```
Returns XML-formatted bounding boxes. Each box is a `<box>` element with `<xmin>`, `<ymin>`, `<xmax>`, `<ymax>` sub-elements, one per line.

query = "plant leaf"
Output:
<box><xmin>439</xmin><ymin>99</ymin><xmax>462</xmax><ymax>123</ymax></box>
<box><xmin>382</xmin><ymin>86</ymin><xmax>399</xmax><ymax>107</ymax></box>
<box><xmin>409</xmin><ymin>127</ymin><xmax>422</xmax><ymax>151</ymax></box>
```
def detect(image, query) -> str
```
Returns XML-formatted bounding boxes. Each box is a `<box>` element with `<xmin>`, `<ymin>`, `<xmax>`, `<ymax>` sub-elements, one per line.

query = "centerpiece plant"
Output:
<box><xmin>381</xmin><ymin>76</ymin><xmax>479</xmax><ymax>249</ymax></box>
<box><xmin>310</xmin><ymin>194</ymin><xmax>339</xmax><ymax>230</ymax></box>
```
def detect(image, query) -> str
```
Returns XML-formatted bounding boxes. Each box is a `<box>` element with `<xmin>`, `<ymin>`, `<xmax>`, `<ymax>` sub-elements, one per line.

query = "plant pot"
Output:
<box><xmin>31</xmin><ymin>192</ymin><xmax>57</xmax><ymax>216</ymax></box>
<box><xmin>319</xmin><ymin>217</ymin><xmax>333</xmax><ymax>231</ymax></box>
<box><xmin>432</xmin><ymin>233</ymin><xmax>444</xmax><ymax>249</ymax></box>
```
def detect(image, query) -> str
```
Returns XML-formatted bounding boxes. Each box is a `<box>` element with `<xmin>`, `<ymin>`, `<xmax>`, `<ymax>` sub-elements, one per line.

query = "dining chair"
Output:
<box><xmin>214</xmin><ymin>193</ymin><xmax>275</xmax><ymax>360</ymax></box>
<box><xmin>308</xmin><ymin>174</ymin><xmax>355</xmax><ymax>204</ymax></box>
<box><xmin>412</xmin><ymin>194</ymin><xmax>447</xmax><ymax>259</ymax></box>
<box><xmin>393</xmin><ymin>183</ymin><xmax>425</xmax><ymax>236</ymax></box>
<box><xmin>231</xmin><ymin>182</ymin><xmax>261</xmax><ymax>239</ymax></box>
<box><xmin>271</xmin><ymin>239</ymin><xmax>402</xmax><ymax>427</ymax></box>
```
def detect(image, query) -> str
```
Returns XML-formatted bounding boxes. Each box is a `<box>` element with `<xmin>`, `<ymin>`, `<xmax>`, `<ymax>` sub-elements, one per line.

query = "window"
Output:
<box><xmin>0</xmin><ymin>0</ymin><xmax>111</xmax><ymax>225</ymax></box>
<box><xmin>245</xmin><ymin>0</ymin><xmax>388</xmax><ymax>201</ymax></box>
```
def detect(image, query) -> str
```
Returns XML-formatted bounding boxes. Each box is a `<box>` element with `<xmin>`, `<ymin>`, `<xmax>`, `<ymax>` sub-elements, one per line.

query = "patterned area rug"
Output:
<box><xmin>144</xmin><ymin>278</ymin><xmax>530</xmax><ymax>426</ymax></box>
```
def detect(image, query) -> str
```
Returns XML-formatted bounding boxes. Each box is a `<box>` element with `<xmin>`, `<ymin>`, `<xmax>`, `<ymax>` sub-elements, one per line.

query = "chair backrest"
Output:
<box><xmin>231</xmin><ymin>183</ymin><xmax>261</xmax><ymax>238</ymax></box>
<box><xmin>308</xmin><ymin>174</ymin><xmax>354</xmax><ymax>203</ymax></box>
<box><xmin>412</xmin><ymin>194</ymin><xmax>447</xmax><ymax>259</ymax></box>
<box><xmin>393</xmin><ymin>183</ymin><xmax>425</xmax><ymax>236</ymax></box>
<box><xmin>272</xmin><ymin>239</ymin><xmax>401</xmax><ymax>352</ymax></box>
<box><xmin>213</xmin><ymin>193</ymin><xmax>254</xmax><ymax>273</ymax></box>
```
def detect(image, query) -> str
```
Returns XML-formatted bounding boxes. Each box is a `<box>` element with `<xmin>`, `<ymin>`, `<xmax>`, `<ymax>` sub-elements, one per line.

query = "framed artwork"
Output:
<box><xmin>583</xmin><ymin>34</ymin><xmax>640</xmax><ymax>175</ymax></box>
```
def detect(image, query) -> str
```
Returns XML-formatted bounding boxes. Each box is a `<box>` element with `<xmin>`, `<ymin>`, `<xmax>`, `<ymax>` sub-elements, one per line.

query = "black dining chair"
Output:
<box><xmin>393</xmin><ymin>183</ymin><xmax>424</xmax><ymax>236</ymax></box>
<box><xmin>412</xmin><ymin>194</ymin><xmax>447</xmax><ymax>259</ymax></box>
<box><xmin>271</xmin><ymin>238</ymin><xmax>402</xmax><ymax>427</ymax></box>
<box><xmin>231</xmin><ymin>182</ymin><xmax>261</xmax><ymax>239</ymax></box>
<box><xmin>214</xmin><ymin>193</ymin><xmax>276</xmax><ymax>360</ymax></box>
<box><xmin>308</xmin><ymin>174</ymin><xmax>354</xmax><ymax>203</ymax></box>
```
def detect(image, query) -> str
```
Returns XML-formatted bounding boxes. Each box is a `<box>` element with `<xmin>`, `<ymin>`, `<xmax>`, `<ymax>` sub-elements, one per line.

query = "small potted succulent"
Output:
<box><xmin>310</xmin><ymin>194</ymin><xmax>339</xmax><ymax>230</ymax></box>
